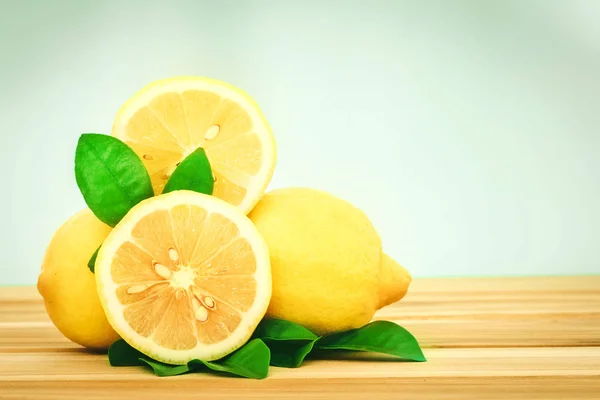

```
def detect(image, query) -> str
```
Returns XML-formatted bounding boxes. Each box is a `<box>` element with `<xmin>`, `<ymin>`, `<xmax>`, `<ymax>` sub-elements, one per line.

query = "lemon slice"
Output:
<box><xmin>112</xmin><ymin>77</ymin><xmax>276</xmax><ymax>214</ymax></box>
<box><xmin>95</xmin><ymin>191</ymin><xmax>271</xmax><ymax>364</ymax></box>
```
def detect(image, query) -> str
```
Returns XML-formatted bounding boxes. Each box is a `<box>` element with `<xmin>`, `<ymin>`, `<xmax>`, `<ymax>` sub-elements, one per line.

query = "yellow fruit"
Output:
<box><xmin>95</xmin><ymin>191</ymin><xmax>271</xmax><ymax>364</ymax></box>
<box><xmin>112</xmin><ymin>76</ymin><xmax>276</xmax><ymax>214</ymax></box>
<box><xmin>377</xmin><ymin>253</ymin><xmax>412</xmax><ymax>309</ymax></box>
<box><xmin>38</xmin><ymin>209</ymin><xmax>119</xmax><ymax>349</ymax></box>
<box><xmin>248</xmin><ymin>187</ymin><xmax>411</xmax><ymax>334</ymax></box>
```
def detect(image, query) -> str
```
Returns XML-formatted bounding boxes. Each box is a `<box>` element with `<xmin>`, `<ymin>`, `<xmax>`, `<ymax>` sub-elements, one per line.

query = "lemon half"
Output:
<box><xmin>95</xmin><ymin>191</ymin><xmax>272</xmax><ymax>364</ymax></box>
<box><xmin>112</xmin><ymin>77</ymin><xmax>276</xmax><ymax>214</ymax></box>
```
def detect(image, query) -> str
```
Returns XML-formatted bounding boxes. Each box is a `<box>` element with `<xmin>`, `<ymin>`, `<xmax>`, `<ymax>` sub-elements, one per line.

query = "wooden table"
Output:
<box><xmin>1</xmin><ymin>277</ymin><xmax>599</xmax><ymax>399</ymax></box>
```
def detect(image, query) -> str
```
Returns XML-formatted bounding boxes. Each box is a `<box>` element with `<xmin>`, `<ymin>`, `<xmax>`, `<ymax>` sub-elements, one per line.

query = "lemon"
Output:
<box><xmin>248</xmin><ymin>187</ymin><xmax>411</xmax><ymax>334</ymax></box>
<box><xmin>112</xmin><ymin>76</ymin><xmax>276</xmax><ymax>214</ymax></box>
<box><xmin>38</xmin><ymin>209</ymin><xmax>120</xmax><ymax>349</ymax></box>
<box><xmin>377</xmin><ymin>253</ymin><xmax>412</xmax><ymax>309</ymax></box>
<box><xmin>95</xmin><ymin>191</ymin><xmax>271</xmax><ymax>364</ymax></box>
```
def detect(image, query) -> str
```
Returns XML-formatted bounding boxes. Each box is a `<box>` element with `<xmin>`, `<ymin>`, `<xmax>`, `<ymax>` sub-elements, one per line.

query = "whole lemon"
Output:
<box><xmin>38</xmin><ymin>209</ymin><xmax>119</xmax><ymax>349</ymax></box>
<box><xmin>248</xmin><ymin>187</ymin><xmax>411</xmax><ymax>334</ymax></box>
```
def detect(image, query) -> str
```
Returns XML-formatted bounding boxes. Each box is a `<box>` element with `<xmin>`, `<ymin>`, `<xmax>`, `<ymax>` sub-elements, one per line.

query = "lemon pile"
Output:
<box><xmin>39</xmin><ymin>77</ymin><xmax>411</xmax><ymax>363</ymax></box>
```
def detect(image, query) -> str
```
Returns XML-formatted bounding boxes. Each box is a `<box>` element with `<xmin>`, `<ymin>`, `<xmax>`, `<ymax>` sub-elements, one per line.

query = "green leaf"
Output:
<box><xmin>75</xmin><ymin>133</ymin><xmax>154</xmax><ymax>227</ymax></box>
<box><xmin>251</xmin><ymin>319</ymin><xmax>320</xmax><ymax>368</ymax></box>
<box><xmin>162</xmin><ymin>147</ymin><xmax>214</xmax><ymax>195</ymax></box>
<box><xmin>87</xmin><ymin>245</ymin><xmax>100</xmax><ymax>273</ymax></box>
<box><xmin>139</xmin><ymin>358</ymin><xmax>191</xmax><ymax>377</ymax></box>
<box><xmin>108</xmin><ymin>338</ymin><xmax>270</xmax><ymax>379</ymax></box>
<box><xmin>108</xmin><ymin>339</ymin><xmax>144</xmax><ymax>367</ymax></box>
<box><xmin>253</xmin><ymin>319</ymin><xmax>319</xmax><ymax>341</ymax></box>
<box><xmin>108</xmin><ymin>321</ymin><xmax>425</xmax><ymax>377</ymax></box>
<box><xmin>264</xmin><ymin>339</ymin><xmax>318</xmax><ymax>368</ymax></box>
<box><xmin>314</xmin><ymin>321</ymin><xmax>426</xmax><ymax>362</ymax></box>
<box><xmin>190</xmin><ymin>339</ymin><xmax>270</xmax><ymax>379</ymax></box>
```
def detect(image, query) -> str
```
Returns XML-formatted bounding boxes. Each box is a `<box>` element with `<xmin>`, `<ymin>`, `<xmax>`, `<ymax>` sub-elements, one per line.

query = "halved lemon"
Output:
<box><xmin>95</xmin><ymin>191</ymin><xmax>271</xmax><ymax>364</ymax></box>
<box><xmin>112</xmin><ymin>76</ymin><xmax>276</xmax><ymax>214</ymax></box>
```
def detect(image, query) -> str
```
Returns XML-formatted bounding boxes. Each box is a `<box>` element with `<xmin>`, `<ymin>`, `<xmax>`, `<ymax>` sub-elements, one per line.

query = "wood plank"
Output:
<box><xmin>407</xmin><ymin>275</ymin><xmax>600</xmax><ymax>293</ymax></box>
<box><xmin>2</xmin><ymin>277</ymin><xmax>598</xmax><ymax>349</ymax></box>
<box><xmin>376</xmin><ymin>276</ymin><xmax>600</xmax><ymax>348</ymax></box>
<box><xmin>0</xmin><ymin>348</ymin><xmax>598</xmax><ymax>399</ymax></box>
<box><xmin>2</xmin><ymin>347</ymin><xmax>598</xmax><ymax>379</ymax></box>
<box><xmin>5</xmin><ymin>315</ymin><xmax>598</xmax><ymax>352</ymax></box>
<box><xmin>1</xmin><ymin>277</ymin><xmax>599</xmax><ymax>399</ymax></box>
<box><xmin>1</xmin><ymin>377</ymin><xmax>599</xmax><ymax>400</ymax></box>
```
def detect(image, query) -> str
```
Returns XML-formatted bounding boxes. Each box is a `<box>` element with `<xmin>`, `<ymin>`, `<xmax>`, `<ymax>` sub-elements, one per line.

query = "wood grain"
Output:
<box><xmin>0</xmin><ymin>277</ymin><xmax>599</xmax><ymax>399</ymax></box>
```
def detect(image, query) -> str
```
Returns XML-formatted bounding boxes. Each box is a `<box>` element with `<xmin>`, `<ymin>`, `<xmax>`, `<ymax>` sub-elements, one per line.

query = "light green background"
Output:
<box><xmin>1</xmin><ymin>0</ymin><xmax>598</xmax><ymax>285</ymax></box>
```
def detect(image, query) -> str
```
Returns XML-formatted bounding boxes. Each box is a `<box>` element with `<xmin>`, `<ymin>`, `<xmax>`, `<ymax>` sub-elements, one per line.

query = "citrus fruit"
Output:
<box><xmin>112</xmin><ymin>76</ymin><xmax>276</xmax><ymax>214</ymax></box>
<box><xmin>38</xmin><ymin>209</ymin><xmax>119</xmax><ymax>349</ymax></box>
<box><xmin>248</xmin><ymin>187</ymin><xmax>411</xmax><ymax>334</ymax></box>
<box><xmin>377</xmin><ymin>253</ymin><xmax>412</xmax><ymax>309</ymax></box>
<box><xmin>95</xmin><ymin>190</ymin><xmax>271</xmax><ymax>364</ymax></box>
